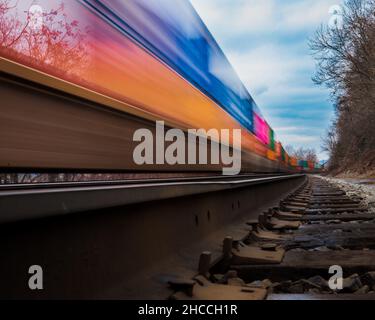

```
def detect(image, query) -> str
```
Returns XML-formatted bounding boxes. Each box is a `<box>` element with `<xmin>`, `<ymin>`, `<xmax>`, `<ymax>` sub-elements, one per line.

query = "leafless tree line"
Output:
<box><xmin>0</xmin><ymin>173</ymin><xmax>93</xmax><ymax>184</ymax></box>
<box><xmin>285</xmin><ymin>146</ymin><xmax>319</xmax><ymax>163</ymax></box>
<box><xmin>0</xmin><ymin>173</ymin><xmax>153</xmax><ymax>184</ymax></box>
<box><xmin>310</xmin><ymin>0</ymin><xmax>375</xmax><ymax>174</ymax></box>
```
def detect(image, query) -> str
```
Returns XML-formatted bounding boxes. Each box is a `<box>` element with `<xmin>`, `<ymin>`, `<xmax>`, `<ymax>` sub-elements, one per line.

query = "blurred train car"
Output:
<box><xmin>0</xmin><ymin>0</ymin><xmax>319</xmax><ymax>172</ymax></box>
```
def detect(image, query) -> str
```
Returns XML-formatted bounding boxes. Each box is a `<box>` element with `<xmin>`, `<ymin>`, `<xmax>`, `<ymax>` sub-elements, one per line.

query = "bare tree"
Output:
<box><xmin>310</xmin><ymin>0</ymin><xmax>375</xmax><ymax>174</ymax></box>
<box><xmin>285</xmin><ymin>145</ymin><xmax>319</xmax><ymax>163</ymax></box>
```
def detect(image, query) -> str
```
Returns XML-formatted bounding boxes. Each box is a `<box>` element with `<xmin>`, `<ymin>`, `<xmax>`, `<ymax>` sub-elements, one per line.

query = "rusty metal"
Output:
<box><xmin>170</xmin><ymin>176</ymin><xmax>375</xmax><ymax>300</ymax></box>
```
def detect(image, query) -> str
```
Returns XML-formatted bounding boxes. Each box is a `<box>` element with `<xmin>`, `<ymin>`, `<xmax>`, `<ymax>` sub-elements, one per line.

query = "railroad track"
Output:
<box><xmin>3</xmin><ymin>174</ymin><xmax>374</xmax><ymax>300</ymax></box>
<box><xmin>0</xmin><ymin>173</ymin><xmax>305</xmax><ymax>299</ymax></box>
<box><xmin>170</xmin><ymin>176</ymin><xmax>375</xmax><ymax>300</ymax></box>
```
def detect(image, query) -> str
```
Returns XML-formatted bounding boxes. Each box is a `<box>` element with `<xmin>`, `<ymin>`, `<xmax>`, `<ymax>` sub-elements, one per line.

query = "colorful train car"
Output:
<box><xmin>0</xmin><ymin>0</ymin><xmax>321</xmax><ymax>172</ymax></box>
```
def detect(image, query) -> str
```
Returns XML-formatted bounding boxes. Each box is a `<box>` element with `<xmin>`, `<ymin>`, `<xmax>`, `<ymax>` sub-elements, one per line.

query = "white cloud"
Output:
<box><xmin>233</xmin><ymin>1</ymin><xmax>277</xmax><ymax>33</ymax></box>
<box><xmin>190</xmin><ymin>0</ymin><xmax>277</xmax><ymax>35</ymax></box>
<box><xmin>224</xmin><ymin>42</ymin><xmax>314</xmax><ymax>98</ymax></box>
<box><xmin>278</xmin><ymin>134</ymin><xmax>318</xmax><ymax>143</ymax></box>
<box><xmin>273</xmin><ymin>126</ymin><xmax>300</xmax><ymax>132</ymax></box>
<box><xmin>281</xmin><ymin>0</ymin><xmax>342</xmax><ymax>30</ymax></box>
<box><xmin>190</xmin><ymin>0</ymin><xmax>342</xmax><ymax>37</ymax></box>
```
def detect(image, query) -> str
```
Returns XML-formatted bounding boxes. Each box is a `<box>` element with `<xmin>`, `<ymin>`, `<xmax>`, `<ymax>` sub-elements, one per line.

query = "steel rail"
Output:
<box><xmin>0</xmin><ymin>173</ymin><xmax>289</xmax><ymax>190</ymax></box>
<box><xmin>0</xmin><ymin>174</ymin><xmax>304</xmax><ymax>224</ymax></box>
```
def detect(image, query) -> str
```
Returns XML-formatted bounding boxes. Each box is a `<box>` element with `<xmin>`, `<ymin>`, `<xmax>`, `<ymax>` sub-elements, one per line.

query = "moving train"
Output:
<box><xmin>0</xmin><ymin>0</ymin><xmax>320</xmax><ymax>172</ymax></box>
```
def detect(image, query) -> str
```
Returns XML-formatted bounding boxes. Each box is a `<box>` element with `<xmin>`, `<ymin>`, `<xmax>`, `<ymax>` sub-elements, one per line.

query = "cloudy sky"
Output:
<box><xmin>190</xmin><ymin>0</ymin><xmax>342</xmax><ymax>160</ymax></box>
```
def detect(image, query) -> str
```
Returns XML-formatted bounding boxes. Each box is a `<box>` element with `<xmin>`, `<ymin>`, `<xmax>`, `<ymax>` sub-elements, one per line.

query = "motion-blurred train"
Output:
<box><xmin>0</xmin><ymin>0</ymin><xmax>320</xmax><ymax>173</ymax></box>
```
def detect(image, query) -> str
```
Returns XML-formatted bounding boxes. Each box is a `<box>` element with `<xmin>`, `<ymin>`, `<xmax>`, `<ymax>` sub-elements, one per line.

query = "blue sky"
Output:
<box><xmin>190</xmin><ymin>0</ymin><xmax>341</xmax><ymax>160</ymax></box>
